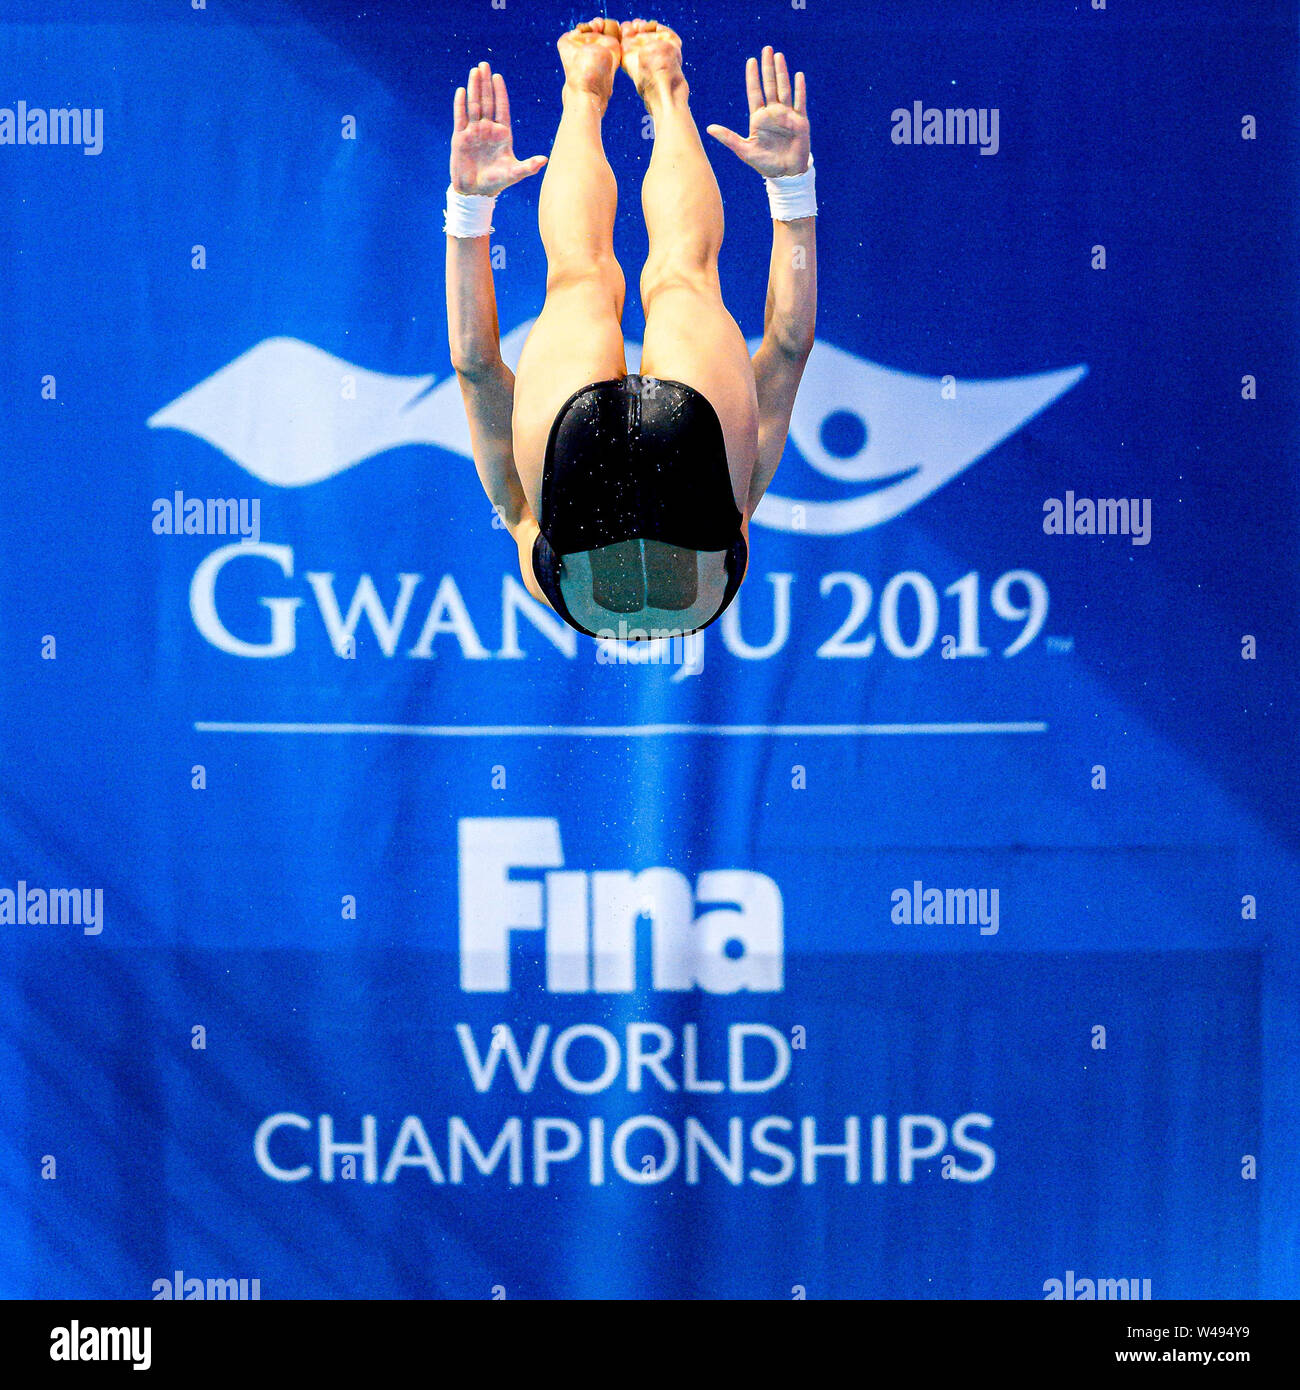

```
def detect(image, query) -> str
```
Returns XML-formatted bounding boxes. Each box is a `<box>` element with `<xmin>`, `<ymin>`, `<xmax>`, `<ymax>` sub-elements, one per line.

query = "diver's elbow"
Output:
<box><xmin>450</xmin><ymin>343</ymin><xmax>504</xmax><ymax>381</ymax></box>
<box><xmin>772</xmin><ymin>323</ymin><xmax>815</xmax><ymax>362</ymax></box>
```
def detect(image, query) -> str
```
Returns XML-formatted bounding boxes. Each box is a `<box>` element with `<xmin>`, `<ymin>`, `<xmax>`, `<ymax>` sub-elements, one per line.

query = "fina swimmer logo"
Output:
<box><xmin>147</xmin><ymin>324</ymin><xmax>1086</xmax><ymax>534</ymax></box>
<box><xmin>459</xmin><ymin>817</ymin><xmax>782</xmax><ymax>993</ymax></box>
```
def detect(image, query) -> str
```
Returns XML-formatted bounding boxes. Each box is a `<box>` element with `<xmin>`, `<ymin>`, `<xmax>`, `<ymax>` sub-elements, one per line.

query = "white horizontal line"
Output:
<box><xmin>195</xmin><ymin>721</ymin><xmax>1048</xmax><ymax>737</ymax></box>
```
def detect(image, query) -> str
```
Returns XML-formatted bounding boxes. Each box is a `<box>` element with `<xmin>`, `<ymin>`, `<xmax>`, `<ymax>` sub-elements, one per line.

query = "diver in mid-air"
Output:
<box><xmin>445</xmin><ymin>19</ymin><xmax>817</xmax><ymax>640</ymax></box>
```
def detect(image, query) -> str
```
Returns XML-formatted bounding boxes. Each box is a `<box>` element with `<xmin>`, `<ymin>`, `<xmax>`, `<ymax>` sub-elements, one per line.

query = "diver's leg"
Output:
<box><xmin>624</xmin><ymin>21</ymin><xmax>758</xmax><ymax>519</ymax></box>
<box><xmin>511</xmin><ymin>20</ymin><xmax>627</xmax><ymax>516</ymax></box>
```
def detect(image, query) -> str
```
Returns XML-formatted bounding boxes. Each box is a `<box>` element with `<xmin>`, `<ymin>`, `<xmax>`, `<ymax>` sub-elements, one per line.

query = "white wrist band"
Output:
<box><xmin>445</xmin><ymin>184</ymin><xmax>497</xmax><ymax>238</ymax></box>
<box><xmin>765</xmin><ymin>154</ymin><xmax>817</xmax><ymax>221</ymax></box>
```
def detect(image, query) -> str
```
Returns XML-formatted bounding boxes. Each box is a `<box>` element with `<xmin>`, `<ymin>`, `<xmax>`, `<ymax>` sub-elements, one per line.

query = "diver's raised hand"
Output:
<box><xmin>451</xmin><ymin>62</ymin><xmax>547</xmax><ymax>196</ymax></box>
<box><xmin>706</xmin><ymin>46</ymin><xmax>810</xmax><ymax>178</ymax></box>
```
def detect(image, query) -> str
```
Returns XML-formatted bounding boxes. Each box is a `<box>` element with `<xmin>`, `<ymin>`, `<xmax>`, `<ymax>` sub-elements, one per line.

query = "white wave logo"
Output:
<box><xmin>148</xmin><ymin>324</ymin><xmax>1085</xmax><ymax>533</ymax></box>
<box><xmin>766</xmin><ymin>341</ymin><xmax>1085</xmax><ymax>535</ymax></box>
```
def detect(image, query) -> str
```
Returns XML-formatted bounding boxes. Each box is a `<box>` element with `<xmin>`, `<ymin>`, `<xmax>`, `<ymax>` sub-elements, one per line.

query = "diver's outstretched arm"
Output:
<box><xmin>445</xmin><ymin>63</ymin><xmax>546</xmax><ymax>539</ymax></box>
<box><xmin>748</xmin><ymin>212</ymin><xmax>817</xmax><ymax>513</ymax></box>
<box><xmin>707</xmin><ymin>47</ymin><xmax>817</xmax><ymax>514</ymax></box>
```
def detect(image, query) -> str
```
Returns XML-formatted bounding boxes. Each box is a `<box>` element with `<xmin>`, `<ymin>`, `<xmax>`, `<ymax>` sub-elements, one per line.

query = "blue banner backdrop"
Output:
<box><xmin>1</xmin><ymin>0</ymin><xmax>1296</xmax><ymax>1299</ymax></box>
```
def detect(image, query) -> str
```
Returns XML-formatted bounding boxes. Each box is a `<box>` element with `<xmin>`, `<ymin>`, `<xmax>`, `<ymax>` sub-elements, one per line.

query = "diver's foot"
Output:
<box><xmin>558</xmin><ymin>20</ymin><xmax>621</xmax><ymax>107</ymax></box>
<box><xmin>620</xmin><ymin>20</ymin><xmax>685</xmax><ymax>102</ymax></box>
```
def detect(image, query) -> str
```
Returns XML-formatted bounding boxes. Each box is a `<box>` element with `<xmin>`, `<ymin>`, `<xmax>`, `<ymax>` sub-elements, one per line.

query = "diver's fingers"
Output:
<box><xmin>774</xmin><ymin>51</ymin><xmax>792</xmax><ymax>106</ymax></box>
<box><xmin>493</xmin><ymin>72</ymin><xmax>510</xmax><ymax>128</ymax></box>
<box><xmin>746</xmin><ymin>56</ymin><xmax>763</xmax><ymax>115</ymax></box>
<box><xmin>760</xmin><ymin>46</ymin><xmax>777</xmax><ymax>105</ymax></box>
<box><xmin>467</xmin><ymin>67</ymin><xmax>482</xmax><ymax>122</ymax></box>
<box><xmin>479</xmin><ymin>61</ymin><xmax>495</xmax><ymax>121</ymax></box>
<box><xmin>794</xmin><ymin>71</ymin><xmax>807</xmax><ymax>117</ymax></box>
<box><xmin>706</xmin><ymin>123</ymin><xmax>749</xmax><ymax>158</ymax></box>
<box><xmin>515</xmin><ymin>154</ymin><xmax>548</xmax><ymax>181</ymax></box>
<box><xmin>453</xmin><ymin>86</ymin><xmax>468</xmax><ymax>133</ymax></box>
